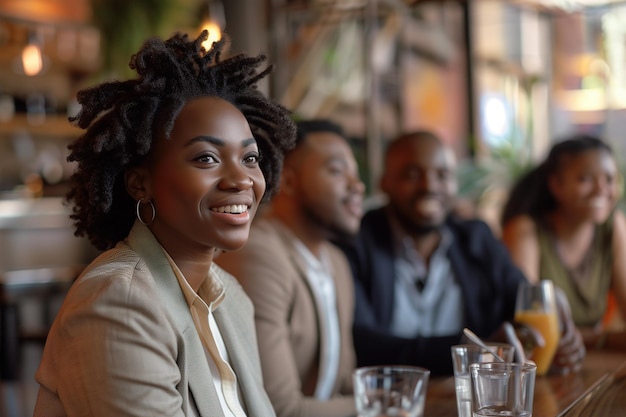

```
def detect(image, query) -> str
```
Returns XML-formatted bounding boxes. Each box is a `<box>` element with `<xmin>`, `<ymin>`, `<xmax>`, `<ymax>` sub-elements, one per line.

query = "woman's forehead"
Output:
<box><xmin>557</xmin><ymin>149</ymin><xmax>616</xmax><ymax>172</ymax></box>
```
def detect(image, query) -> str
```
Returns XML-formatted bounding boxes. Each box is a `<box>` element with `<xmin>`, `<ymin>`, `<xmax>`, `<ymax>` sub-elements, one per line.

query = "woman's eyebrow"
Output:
<box><xmin>187</xmin><ymin>135</ymin><xmax>223</xmax><ymax>147</ymax></box>
<box><xmin>242</xmin><ymin>137</ymin><xmax>257</xmax><ymax>147</ymax></box>
<box><xmin>186</xmin><ymin>136</ymin><xmax>256</xmax><ymax>147</ymax></box>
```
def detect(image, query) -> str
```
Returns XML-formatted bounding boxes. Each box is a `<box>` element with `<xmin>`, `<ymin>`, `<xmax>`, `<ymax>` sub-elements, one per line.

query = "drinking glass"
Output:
<box><xmin>451</xmin><ymin>343</ymin><xmax>515</xmax><ymax>417</ymax></box>
<box><xmin>470</xmin><ymin>362</ymin><xmax>536</xmax><ymax>417</ymax></box>
<box><xmin>353</xmin><ymin>365</ymin><xmax>430</xmax><ymax>417</ymax></box>
<box><xmin>514</xmin><ymin>280</ymin><xmax>560</xmax><ymax>376</ymax></box>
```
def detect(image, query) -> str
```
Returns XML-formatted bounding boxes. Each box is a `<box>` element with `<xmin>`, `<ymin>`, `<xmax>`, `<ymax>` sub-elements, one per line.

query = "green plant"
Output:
<box><xmin>457</xmin><ymin>133</ymin><xmax>534</xmax><ymax>204</ymax></box>
<box><xmin>91</xmin><ymin>0</ymin><xmax>199</xmax><ymax>78</ymax></box>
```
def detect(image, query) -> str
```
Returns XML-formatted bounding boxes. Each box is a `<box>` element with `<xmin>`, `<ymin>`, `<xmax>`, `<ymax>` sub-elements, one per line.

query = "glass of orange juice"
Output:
<box><xmin>514</xmin><ymin>280</ymin><xmax>560</xmax><ymax>376</ymax></box>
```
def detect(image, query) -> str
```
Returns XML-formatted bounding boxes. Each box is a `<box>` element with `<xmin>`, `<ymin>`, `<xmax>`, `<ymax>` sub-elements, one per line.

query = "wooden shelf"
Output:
<box><xmin>0</xmin><ymin>114</ymin><xmax>81</xmax><ymax>139</ymax></box>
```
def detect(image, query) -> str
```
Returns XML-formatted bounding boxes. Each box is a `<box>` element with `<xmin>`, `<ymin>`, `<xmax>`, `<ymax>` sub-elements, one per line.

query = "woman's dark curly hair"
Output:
<box><xmin>67</xmin><ymin>31</ymin><xmax>296</xmax><ymax>251</ymax></box>
<box><xmin>500</xmin><ymin>134</ymin><xmax>614</xmax><ymax>226</ymax></box>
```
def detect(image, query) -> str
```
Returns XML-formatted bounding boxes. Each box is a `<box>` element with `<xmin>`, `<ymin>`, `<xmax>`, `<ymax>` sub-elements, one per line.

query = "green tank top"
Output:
<box><xmin>537</xmin><ymin>214</ymin><xmax>614</xmax><ymax>327</ymax></box>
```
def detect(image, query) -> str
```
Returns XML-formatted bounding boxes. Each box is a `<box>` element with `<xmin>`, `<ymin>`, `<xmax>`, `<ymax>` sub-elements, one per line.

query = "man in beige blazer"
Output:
<box><xmin>34</xmin><ymin>222</ymin><xmax>276</xmax><ymax>417</ymax></box>
<box><xmin>217</xmin><ymin>119</ymin><xmax>365</xmax><ymax>417</ymax></box>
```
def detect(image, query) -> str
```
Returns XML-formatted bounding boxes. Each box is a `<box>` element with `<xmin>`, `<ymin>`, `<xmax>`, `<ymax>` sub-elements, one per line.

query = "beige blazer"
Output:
<box><xmin>217</xmin><ymin>217</ymin><xmax>356</xmax><ymax>417</ymax></box>
<box><xmin>33</xmin><ymin>221</ymin><xmax>275</xmax><ymax>417</ymax></box>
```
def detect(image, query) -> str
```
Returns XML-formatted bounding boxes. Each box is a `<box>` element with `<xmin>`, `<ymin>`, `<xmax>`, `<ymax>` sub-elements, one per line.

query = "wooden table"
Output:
<box><xmin>424</xmin><ymin>349</ymin><xmax>626</xmax><ymax>417</ymax></box>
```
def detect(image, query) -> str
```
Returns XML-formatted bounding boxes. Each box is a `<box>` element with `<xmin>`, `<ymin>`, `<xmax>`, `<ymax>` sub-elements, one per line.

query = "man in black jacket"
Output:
<box><xmin>337</xmin><ymin>130</ymin><xmax>584</xmax><ymax>375</ymax></box>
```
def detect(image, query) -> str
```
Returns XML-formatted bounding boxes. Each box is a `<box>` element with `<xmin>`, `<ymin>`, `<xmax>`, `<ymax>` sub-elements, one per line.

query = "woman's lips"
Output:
<box><xmin>210</xmin><ymin>204</ymin><xmax>251</xmax><ymax>225</ymax></box>
<box><xmin>211</xmin><ymin>204</ymin><xmax>248</xmax><ymax>214</ymax></box>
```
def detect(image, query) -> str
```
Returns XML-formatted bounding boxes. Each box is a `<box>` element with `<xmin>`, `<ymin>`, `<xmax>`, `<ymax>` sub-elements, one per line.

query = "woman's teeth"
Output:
<box><xmin>212</xmin><ymin>204</ymin><xmax>248</xmax><ymax>214</ymax></box>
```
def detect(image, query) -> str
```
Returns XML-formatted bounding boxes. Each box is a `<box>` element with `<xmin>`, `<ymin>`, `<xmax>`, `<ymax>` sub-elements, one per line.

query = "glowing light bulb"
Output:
<box><xmin>22</xmin><ymin>43</ymin><xmax>43</xmax><ymax>76</ymax></box>
<box><xmin>200</xmin><ymin>20</ymin><xmax>222</xmax><ymax>51</ymax></box>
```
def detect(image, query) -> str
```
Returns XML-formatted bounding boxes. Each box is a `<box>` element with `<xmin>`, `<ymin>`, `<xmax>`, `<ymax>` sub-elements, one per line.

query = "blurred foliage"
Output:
<box><xmin>457</xmin><ymin>72</ymin><xmax>544</xmax><ymax>206</ymax></box>
<box><xmin>91</xmin><ymin>0</ymin><xmax>200</xmax><ymax>79</ymax></box>
<box><xmin>457</xmin><ymin>133</ymin><xmax>535</xmax><ymax>203</ymax></box>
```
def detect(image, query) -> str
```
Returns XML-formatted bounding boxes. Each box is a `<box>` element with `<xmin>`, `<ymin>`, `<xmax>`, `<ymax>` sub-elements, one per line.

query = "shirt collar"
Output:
<box><xmin>293</xmin><ymin>238</ymin><xmax>327</xmax><ymax>270</ymax></box>
<box><xmin>162</xmin><ymin>250</ymin><xmax>226</xmax><ymax>312</ymax></box>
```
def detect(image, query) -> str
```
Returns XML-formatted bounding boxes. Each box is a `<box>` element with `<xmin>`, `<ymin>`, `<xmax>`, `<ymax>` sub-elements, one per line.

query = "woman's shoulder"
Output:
<box><xmin>610</xmin><ymin>208</ymin><xmax>626</xmax><ymax>227</ymax></box>
<box><xmin>502</xmin><ymin>214</ymin><xmax>539</xmax><ymax>236</ymax></box>
<box><xmin>608</xmin><ymin>209</ymin><xmax>626</xmax><ymax>243</ymax></box>
<box><xmin>57</xmin><ymin>244</ymin><xmax>166</xmax><ymax>328</ymax></box>
<box><xmin>72</xmin><ymin>243</ymin><xmax>153</xmax><ymax>295</ymax></box>
<box><xmin>83</xmin><ymin>242</ymin><xmax>142</xmax><ymax>273</ymax></box>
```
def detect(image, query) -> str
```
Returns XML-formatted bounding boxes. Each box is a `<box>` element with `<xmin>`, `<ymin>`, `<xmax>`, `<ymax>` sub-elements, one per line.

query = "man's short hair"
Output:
<box><xmin>295</xmin><ymin>119</ymin><xmax>346</xmax><ymax>146</ymax></box>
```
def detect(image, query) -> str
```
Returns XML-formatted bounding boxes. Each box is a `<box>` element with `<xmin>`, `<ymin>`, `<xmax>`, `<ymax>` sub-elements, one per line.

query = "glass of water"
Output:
<box><xmin>451</xmin><ymin>344</ymin><xmax>515</xmax><ymax>417</ymax></box>
<box><xmin>470</xmin><ymin>362</ymin><xmax>536</xmax><ymax>417</ymax></box>
<box><xmin>353</xmin><ymin>365</ymin><xmax>430</xmax><ymax>417</ymax></box>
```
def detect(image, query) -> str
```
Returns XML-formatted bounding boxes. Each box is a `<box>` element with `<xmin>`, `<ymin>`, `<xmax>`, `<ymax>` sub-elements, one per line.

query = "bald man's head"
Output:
<box><xmin>381</xmin><ymin>130</ymin><xmax>458</xmax><ymax>234</ymax></box>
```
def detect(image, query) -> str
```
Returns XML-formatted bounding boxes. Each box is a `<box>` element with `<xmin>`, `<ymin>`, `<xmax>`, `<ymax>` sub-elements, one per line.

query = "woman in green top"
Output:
<box><xmin>501</xmin><ymin>134</ymin><xmax>626</xmax><ymax>350</ymax></box>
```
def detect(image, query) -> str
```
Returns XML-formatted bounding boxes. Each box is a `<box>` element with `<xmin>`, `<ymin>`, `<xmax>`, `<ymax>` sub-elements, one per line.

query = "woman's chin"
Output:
<box><xmin>588</xmin><ymin>207</ymin><xmax>613</xmax><ymax>224</ymax></box>
<box><xmin>215</xmin><ymin>236</ymin><xmax>250</xmax><ymax>253</ymax></box>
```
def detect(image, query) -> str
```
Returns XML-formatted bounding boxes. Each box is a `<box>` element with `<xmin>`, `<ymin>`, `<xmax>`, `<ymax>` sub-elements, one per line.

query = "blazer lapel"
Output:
<box><xmin>268</xmin><ymin>219</ymin><xmax>317</xmax><ymax>300</ymax></box>
<box><xmin>212</xmin><ymin>273</ymin><xmax>276</xmax><ymax>417</ymax></box>
<box><xmin>127</xmin><ymin>222</ymin><xmax>224</xmax><ymax>417</ymax></box>
<box><xmin>184</xmin><ymin>332</ymin><xmax>222</xmax><ymax>416</ymax></box>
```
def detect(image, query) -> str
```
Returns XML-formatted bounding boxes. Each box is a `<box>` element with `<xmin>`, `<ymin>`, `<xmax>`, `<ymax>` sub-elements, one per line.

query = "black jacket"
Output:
<box><xmin>337</xmin><ymin>206</ymin><xmax>526</xmax><ymax>375</ymax></box>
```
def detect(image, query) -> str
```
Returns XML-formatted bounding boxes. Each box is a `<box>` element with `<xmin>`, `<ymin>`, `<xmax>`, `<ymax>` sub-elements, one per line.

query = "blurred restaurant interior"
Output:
<box><xmin>2</xmin><ymin>0</ymin><xmax>626</xmax><ymax>217</ymax></box>
<box><xmin>1</xmin><ymin>0</ymin><xmax>626</xmax><ymax>415</ymax></box>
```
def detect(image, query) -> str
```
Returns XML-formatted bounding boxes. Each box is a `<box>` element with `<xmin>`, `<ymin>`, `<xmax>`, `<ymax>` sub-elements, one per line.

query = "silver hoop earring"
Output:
<box><xmin>136</xmin><ymin>198</ymin><xmax>156</xmax><ymax>225</ymax></box>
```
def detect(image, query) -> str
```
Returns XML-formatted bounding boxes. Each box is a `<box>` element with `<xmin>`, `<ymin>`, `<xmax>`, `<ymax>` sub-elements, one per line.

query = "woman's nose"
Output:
<box><xmin>594</xmin><ymin>176</ymin><xmax>612</xmax><ymax>194</ymax></box>
<box><xmin>219</xmin><ymin>163</ymin><xmax>254</xmax><ymax>190</ymax></box>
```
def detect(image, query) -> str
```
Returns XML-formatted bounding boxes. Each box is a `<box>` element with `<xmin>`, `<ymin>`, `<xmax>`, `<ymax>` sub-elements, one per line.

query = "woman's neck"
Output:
<box><xmin>548</xmin><ymin>209</ymin><xmax>594</xmax><ymax>238</ymax></box>
<box><xmin>162</xmin><ymin>243</ymin><xmax>215</xmax><ymax>292</ymax></box>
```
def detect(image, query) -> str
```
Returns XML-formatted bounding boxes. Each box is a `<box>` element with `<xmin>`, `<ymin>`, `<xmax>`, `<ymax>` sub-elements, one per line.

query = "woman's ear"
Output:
<box><xmin>125</xmin><ymin>167</ymin><xmax>150</xmax><ymax>201</ymax></box>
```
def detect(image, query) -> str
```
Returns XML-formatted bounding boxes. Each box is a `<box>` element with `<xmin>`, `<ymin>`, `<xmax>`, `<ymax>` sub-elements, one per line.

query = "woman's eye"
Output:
<box><xmin>196</xmin><ymin>154</ymin><xmax>217</xmax><ymax>164</ymax></box>
<box><xmin>243</xmin><ymin>153</ymin><xmax>260</xmax><ymax>165</ymax></box>
<box><xmin>606</xmin><ymin>174</ymin><xmax>615</xmax><ymax>184</ymax></box>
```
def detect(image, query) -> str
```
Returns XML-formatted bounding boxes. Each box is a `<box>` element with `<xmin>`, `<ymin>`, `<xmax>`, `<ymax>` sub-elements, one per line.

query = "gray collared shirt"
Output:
<box><xmin>387</xmin><ymin>212</ymin><xmax>464</xmax><ymax>337</ymax></box>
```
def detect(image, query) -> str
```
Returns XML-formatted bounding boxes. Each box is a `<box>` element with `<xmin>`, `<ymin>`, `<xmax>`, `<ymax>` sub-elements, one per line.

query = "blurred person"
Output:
<box><xmin>337</xmin><ymin>130</ymin><xmax>585</xmax><ymax>376</ymax></box>
<box><xmin>501</xmin><ymin>134</ymin><xmax>626</xmax><ymax>351</ymax></box>
<box><xmin>217</xmin><ymin>119</ymin><xmax>365</xmax><ymax>417</ymax></box>
<box><xmin>33</xmin><ymin>31</ymin><xmax>296</xmax><ymax>416</ymax></box>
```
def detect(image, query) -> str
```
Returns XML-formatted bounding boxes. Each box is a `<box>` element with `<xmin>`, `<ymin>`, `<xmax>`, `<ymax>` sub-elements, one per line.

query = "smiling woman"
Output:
<box><xmin>501</xmin><ymin>134</ymin><xmax>626</xmax><ymax>352</ymax></box>
<box><xmin>32</xmin><ymin>31</ymin><xmax>296</xmax><ymax>417</ymax></box>
<box><xmin>134</xmin><ymin>96</ymin><xmax>268</xmax><ymax>256</ymax></box>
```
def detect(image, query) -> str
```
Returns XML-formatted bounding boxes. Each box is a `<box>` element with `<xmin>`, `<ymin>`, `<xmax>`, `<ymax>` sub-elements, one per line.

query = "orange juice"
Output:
<box><xmin>514</xmin><ymin>310</ymin><xmax>560</xmax><ymax>375</ymax></box>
